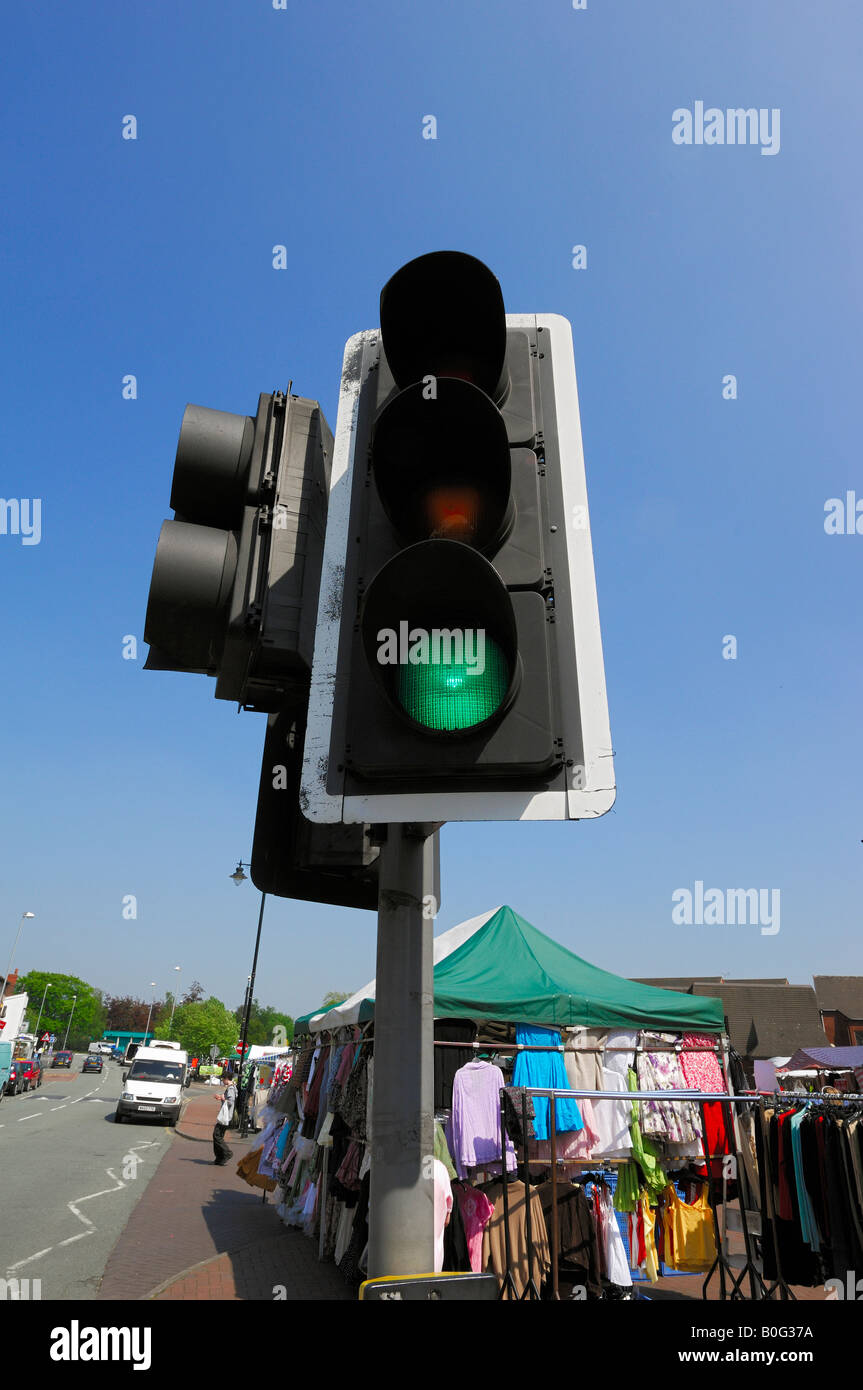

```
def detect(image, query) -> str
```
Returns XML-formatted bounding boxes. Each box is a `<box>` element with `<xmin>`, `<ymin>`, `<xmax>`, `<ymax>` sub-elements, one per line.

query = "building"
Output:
<box><xmin>633</xmin><ymin>976</ymin><xmax>829</xmax><ymax>1068</ymax></box>
<box><xmin>813</xmin><ymin>977</ymin><xmax>863</xmax><ymax>1047</ymax></box>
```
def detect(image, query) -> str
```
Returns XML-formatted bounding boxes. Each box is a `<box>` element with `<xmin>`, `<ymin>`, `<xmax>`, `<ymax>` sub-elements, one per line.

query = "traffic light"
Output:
<box><xmin>144</xmin><ymin>390</ymin><xmax>379</xmax><ymax>907</ymax></box>
<box><xmin>302</xmin><ymin>251</ymin><xmax>615</xmax><ymax>823</ymax></box>
<box><xmin>144</xmin><ymin>391</ymin><xmax>329</xmax><ymax>710</ymax></box>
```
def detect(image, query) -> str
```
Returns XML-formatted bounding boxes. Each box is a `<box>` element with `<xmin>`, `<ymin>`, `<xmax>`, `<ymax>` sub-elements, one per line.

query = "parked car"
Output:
<box><xmin>82</xmin><ymin>1054</ymin><xmax>103</xmax><ymax>1074</ymax></box>
<box><xmin>18</xmin><ymin>1056</ymin><xmax>42</xmax><ymax>1091</ymax></box>
<box><xmin>5</xmin><ymin>1061</ymin><xmax>26</xmax><ymax>1095</ymax></box>
<box><xmin>51</xmin><ymin>1051</ymin><xmax>74</xmax><ymax>1069</ymax></box>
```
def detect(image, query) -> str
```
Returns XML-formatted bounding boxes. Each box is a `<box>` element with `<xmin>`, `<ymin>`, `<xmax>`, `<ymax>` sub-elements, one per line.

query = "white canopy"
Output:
<box><xmin>305</xmin><ymin>907</ymin><xmax>501</xmax><ymax>1034</ymax></box>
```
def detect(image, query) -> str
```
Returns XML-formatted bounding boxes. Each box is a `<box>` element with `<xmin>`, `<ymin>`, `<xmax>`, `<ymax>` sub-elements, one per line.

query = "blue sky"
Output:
<box><xmin>2</xmin><ymin>1</ymin><xmax>860</xmax><ymax>1021</ymax></box>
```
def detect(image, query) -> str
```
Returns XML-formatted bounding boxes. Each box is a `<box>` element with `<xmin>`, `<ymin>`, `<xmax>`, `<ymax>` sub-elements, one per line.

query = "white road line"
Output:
<box><xmin>19</xmin><ymin>1113</ymin><xmax>43</xmax><ymax>1121</ymax></box>
<box><xmin>5</xmin><ymin>1139</ymin><xmax>160</xmax><ymax>1278</ymax></box>
<box><xmin>50</xmin><ymin>1105</ymin><xmax>67</xmax><ymax>1111</ymax></box>
<box><xmin>7</xmin><ymin>1246</ymin><xmax>54</xmax><ymax>1273</ymax></box>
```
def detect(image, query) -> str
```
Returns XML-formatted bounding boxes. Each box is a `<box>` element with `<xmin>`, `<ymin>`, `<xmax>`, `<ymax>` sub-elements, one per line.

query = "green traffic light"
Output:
<box><xmin>397</xmin><ymin>635</ymin><xmax>510</xmax><ymax>732</ymax></box>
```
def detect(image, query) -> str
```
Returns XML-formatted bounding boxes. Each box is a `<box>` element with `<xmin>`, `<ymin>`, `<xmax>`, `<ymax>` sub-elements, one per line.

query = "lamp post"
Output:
<box><xmin>62</xmin><ymin>994</ymin><xmax>78</xmax><ymax>1051</ymax></box>
<box><xmin>230</xmin><ymin>859</ymin><xmax>267</xmax><ymax>1138</ymax></box>
<box><xmin>2</xmin><ymin>911</ymin><xmax>35</xmax><ymax>1001</ymax></box>
<box><xmin>34</xmin><ymin>981</ymin><xmax>51</xmax><ymax>1036</ymax></box>
<box><xmin>168</xmin><ymin>966</ymin><xmax>181</xmax><ymax>1033</ymax></box>
<box><xmin>144</xmin><ymin>982</ymin><xmax>157</xmax><ymax>1042</ymax></box>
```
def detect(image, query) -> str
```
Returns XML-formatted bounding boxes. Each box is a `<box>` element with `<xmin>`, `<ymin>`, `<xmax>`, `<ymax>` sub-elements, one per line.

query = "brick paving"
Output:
<box><xmin>98</xmin><ymin>1087</ymin><xmax>352</xmax><ymax>1302</ymax></box>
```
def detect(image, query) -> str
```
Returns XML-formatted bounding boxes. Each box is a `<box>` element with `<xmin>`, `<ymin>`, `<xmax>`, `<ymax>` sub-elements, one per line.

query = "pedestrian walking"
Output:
<box><xmin>212</xmin><ymin>1075</ymin><xmax>238</xmax><ymax>1166</ymax></box>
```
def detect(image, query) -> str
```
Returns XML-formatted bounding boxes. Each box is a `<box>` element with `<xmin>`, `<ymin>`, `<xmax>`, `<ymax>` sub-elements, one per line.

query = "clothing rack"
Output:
<box><xmin>433</xmin><ymin>1039</ymin><xmax>727</xmax><ymax>1054</ymax></box>
<box><xmin>496</xmin><ymin>1085</ymin><xmax>768</xmax><ymax>1302</ymax></box>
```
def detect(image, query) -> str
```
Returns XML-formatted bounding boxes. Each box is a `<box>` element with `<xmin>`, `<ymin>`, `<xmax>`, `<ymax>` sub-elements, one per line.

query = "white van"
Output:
<box><xmin>115</xmin><ymin>1043</ymin><xmax>189</xmax><ymax>1125</ymax></box>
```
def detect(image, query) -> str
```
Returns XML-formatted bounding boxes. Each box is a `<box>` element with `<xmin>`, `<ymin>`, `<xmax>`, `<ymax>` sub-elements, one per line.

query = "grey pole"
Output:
<box><xmin>62</xmin><ymin>995</ymin><xmax>77</xmax><ymax>1051</ymax></box>
<box><xmin>366</xmin><ymin>824</ymin><xmax>438</xmax><ymax>1279</ymax></box>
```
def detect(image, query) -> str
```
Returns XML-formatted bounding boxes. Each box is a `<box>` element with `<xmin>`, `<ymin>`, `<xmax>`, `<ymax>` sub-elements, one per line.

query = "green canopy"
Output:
<box><xmin>300</xmin><ymin>905</ymin><xmax>725</xmax><ymax>1035</ymax></box>
<box><xmin>432</xmin><ymin>906</ymin><xmax>724</xmax><ymax>1032</ymax></box>
<box><xmin>294</xmin><ymin>999</ymin><xmax>343</xmax><ymax>1038</ymax></box>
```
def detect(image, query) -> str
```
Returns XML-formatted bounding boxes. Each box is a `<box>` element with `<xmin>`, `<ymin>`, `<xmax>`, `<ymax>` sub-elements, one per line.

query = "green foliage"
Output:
<box><xmin>321</xmin><ymin>990</ymin><xmax>351</xmax><ymax>1007</ymax></box>
<box><xmin>154</xmin><ymin>996</ymin><xmax>237</xmax><ymax>1057</ymax></box>
<box><xmin>233</xmin><ymin>998</ymin><xmax>294</xmax><ymax>1048</ymax></box>
<box><xmin>16</xmin><ymin>971</ymin><xmax>106</xmax><ymax>1050</ymax></box>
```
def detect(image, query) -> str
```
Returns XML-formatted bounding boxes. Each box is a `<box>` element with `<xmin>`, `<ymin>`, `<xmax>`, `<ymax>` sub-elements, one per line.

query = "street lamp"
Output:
<box><xmin>229</xmin><ymin>858</ymin><xmax>267</xmax><ymax>1138</ymax></box>
<box><xmin>34</xmin><ymin>980</ymin><xmax>52</xmax><ymax>1037</ymax></box>
<box><xmin>144</xmin><ymin>982</ymin><xmax>157</xmax><ymax>1041</ymax></box>
<box><xmin>62</xmin><ymin>994</ymin><xmax>78</xmax><ymax>1051</ymax></box>
<box><xmin>2</xmin><ymin>911</ymin><xmax>35</xmax><ymax>1001</ymax></box>
<box><xmin>168</xmin><ymin>966</ymin><xmax>181</xmax><ymax>1032</ymax></box>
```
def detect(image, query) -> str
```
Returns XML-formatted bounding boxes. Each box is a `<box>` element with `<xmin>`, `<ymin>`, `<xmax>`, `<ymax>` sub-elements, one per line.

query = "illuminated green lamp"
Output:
<box><xmin>397</xmin><ymin>636</ymin><xmax>509</xmax><ymax>732</ymax></box>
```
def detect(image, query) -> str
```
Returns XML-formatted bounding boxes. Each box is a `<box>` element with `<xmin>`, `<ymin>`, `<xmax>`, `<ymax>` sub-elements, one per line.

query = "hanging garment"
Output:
<box><xmin>481</xmin><ymin>1178</ymin><xmax>552</xmax><ymax>1298</ymax></box>
<box><xmin>511</xmin><ymin>1024</ymin><xmax>583</xmax><ymax>1140</ymax></box>
<box><xmin>453</xmin><ymin>1182</ymin><xmax>495</xmax><ymax>1273</ymax></box>
<box><xmin>563</xmin><ymin>1027</ymin><xmax>606</xmax><ymax>1092</ymax></box>
<box><xmin>604</xmin><ymin>1029</ymin><xmax>637</xmax><ymax>1080</ymax></box>
<box><xmin>236</xmin><ymin>1146</ymin><xmax>277</xmax><ymax>1192</ymax></box>
<box><xmin>528</xmin><ymin>1098</ymin><xmax>600</xmax><ymax>1165</ymax></box>
<box><xmin>443</xmin><ymin>1184</ymin><xmax>473</xmax><ymax>1273</ymax></box>
<box><xmin>660</xmin><ymin>1184</ymin><xmax>717</xmax><ymax>1273</ymax></box>
<box><xmin>789</xmin><ymin>1108</ymin><xmax>820</xmax><ymax>1252</ymax></box>
<box><xmin>637</xmin><ymin>1033</ymin><xmax>702</xmax><ymax>1147</ymax></box>
<box><xmin>433</xmin><ymin>1157</ymin><xmax>453</xmax><ymax>1274</ymax></box>
<box><xmin>536</xmin><ymin>1180</ymin><xmax>602</xmax><ymax>1298</ymax></box>
<box><xmin>638</xmin><ymin>1191</ymin><xmax>660</xmax><ymax>1282</ymax></box>
<box><xmin>339</xmin><ymin>1049</ymin><xmax>370</xmax><ymax>1140</ymax></box>
<box><xmin>334</xmin><ymin>1202</ymin><xmax>356</xmax><ymax>1264</ymax></box>
<box><xmin>627</xmin><ymin>1068</ymin><xmax>668</xmax><ymax>1197</ymax></box>
<box><xmin>679</xmin><ymin>1033</ymin><xmax>725</xmax><ymax>1092</ymax></box>
<box><xmin>502</xmin><ymin>1086</ymin><xmax>536</xmax><ymax>1147</ymax></box>
<box><xmin>755</xmin><ymin>1107</ymin><xmax>817</xmax><ymax>1287</ymax></box>
<box><xmin>593</xmin><ymin>1182</ymin><xmax>632</xmax><ymax>1287</ymax></box>
<box><xmin>590</xmin><ymin>1068</ymin><xmax>633</xmax><ymax>1158</ymax></box>
<box><xmin>449</xmin><ymin>1060</ymin><xmax>516</xmax><ymax>1178</ymax></box>
<box><xmin>434</xmin><ymin>1120</ymin><xmax>457</xmax><ymax>1180</ymax></box>
<box><xmin>680</xmin><ymin>1032</ymin><xmax>731</xmax><ymax>1158</ymax></box>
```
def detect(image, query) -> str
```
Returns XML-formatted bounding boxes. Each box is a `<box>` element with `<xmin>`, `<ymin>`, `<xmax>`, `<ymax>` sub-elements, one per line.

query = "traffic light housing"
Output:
<box><xmin>302</xmin><ymin>251</ymin><xmax>614</xmax><ymax>823</ymax></box>
<box><xmin>144</xmin><ymin>391</ymin><xmax>329</xmax><ymax>710</ymax></box>
<box><xmin>144</xmin><ymin>390</ymin><xmax>380</xmax><ymax>906</ymax></box>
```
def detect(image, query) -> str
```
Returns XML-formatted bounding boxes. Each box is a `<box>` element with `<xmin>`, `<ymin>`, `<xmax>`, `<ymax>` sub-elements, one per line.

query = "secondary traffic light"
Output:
<box><xmin>144</xmin><ymin>390</ymin><xmax>380</xmax><ymax>908</ymax></box>
<box><xmin>301</xmin><ymin>251</ymin><xmax>615</xmax><ymax>823</ymax></box>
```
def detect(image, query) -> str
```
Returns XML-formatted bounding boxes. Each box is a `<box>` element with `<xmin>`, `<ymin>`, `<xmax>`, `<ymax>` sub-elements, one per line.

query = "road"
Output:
<box><xmin>0</xmin><ymin>1054</ymin><xmax>174</xmax><ymax>1300</ymax></box>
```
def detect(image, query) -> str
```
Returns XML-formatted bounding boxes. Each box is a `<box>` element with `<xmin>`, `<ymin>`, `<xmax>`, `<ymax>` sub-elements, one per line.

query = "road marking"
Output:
<box><xmin>5</xmin><ymin>1139</ymin><xmax>161</xmax><ymax>1278</ymax></box>
<box><xmin>50</xmin><ymin>1105</ymin><xmax>67</xmax><ymax>1111</ymax></box>
<box><xmin>19</xmin><ymin>1113</ymin><xmax>43</xmax><ymax>1121</ymax></box>
<box><xmin>6</xmin><ymin>1246</ymin><xmax>53</xmax><ymax>1272</ymax></box>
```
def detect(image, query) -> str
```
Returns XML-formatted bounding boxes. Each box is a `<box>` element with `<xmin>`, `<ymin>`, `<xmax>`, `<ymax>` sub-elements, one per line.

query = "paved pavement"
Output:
<box><xmin>98</xmin><ymin>1086</ymin><xmax>353</xmax><ymax>1302</ymax></box>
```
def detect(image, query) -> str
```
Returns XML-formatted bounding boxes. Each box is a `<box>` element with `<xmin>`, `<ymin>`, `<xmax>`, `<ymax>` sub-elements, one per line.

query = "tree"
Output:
<box><xmin>233</xmin><ymin>998</ymin><xmax>294</xmax><ymax>1047</ymax></box>
<box><xmin>104</xmin><ymin>995</ymin><xmax>165</xmax><ymax>1032</ymax></box>
<box><xmin>181</xmin><ymin>979</ymin><xmax>205</xmax><ymax>1005</ymax></box>
<box><xmin>16</xmin><ymin>971</ymin><xmax>106</xmax><ymax>1050</ymax></box>
<box><xmin>154</xmin><ymin>996</ymin><xmax>237</xmax><ymax>1057</ymax></box>
<box><xmin>321</xmin><ymin>990</ymin><xmax>351</xmax><ymax>1007</ymax></box>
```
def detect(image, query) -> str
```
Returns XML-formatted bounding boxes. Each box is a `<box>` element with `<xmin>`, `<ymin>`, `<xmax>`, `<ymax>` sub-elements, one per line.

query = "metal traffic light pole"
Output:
<box><xmin>366</xmin><ymin>823</ymin><xmax>437</xmax><ymax>1279</ymax></box>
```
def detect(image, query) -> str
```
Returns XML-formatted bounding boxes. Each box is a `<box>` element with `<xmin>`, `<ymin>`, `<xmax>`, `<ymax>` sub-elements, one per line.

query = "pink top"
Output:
<box><xmin>455</xmin><ymin>1184</ymin><xmax>495</xmax><ymax>1273</ymax></box>
<box><xmin>433</xmin><ymin>1158</ymin><xmax>453</xmax><ymax>1273</ymax></box>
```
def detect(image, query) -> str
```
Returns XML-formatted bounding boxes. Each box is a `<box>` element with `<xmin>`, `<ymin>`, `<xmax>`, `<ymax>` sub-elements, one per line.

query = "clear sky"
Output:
<box><xmin>2</xmin><ymin>1</ymin><xmax>860</xmax><ymax>1021</ymax></box>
